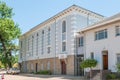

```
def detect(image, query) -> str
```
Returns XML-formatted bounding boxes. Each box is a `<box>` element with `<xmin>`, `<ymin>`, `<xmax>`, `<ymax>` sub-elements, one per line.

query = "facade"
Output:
<box><xmin>78</xmin><ymin>13</ymin><xmax>120</xmax><ymax>73</ymax></box>
<box><xmin>19</xmin><ymin>5</ymin><xmax>104</xmax><ymax>76</ymax></box>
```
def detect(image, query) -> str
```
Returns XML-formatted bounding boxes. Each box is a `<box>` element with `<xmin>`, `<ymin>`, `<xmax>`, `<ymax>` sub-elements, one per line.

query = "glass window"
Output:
<box><xmin>117</xmin><ymin>54</ymin><xmax>120</xmax><ymax>63</ymax></box>
<box><xmin>47</xmin><ymin>61</ymin><xmax>50</xmax><ymax>70</ymax></box>
<box><xmin>116</xmin><ymin>26</ymin><xmax>120</xmax><ymax>36</ymax></box>
<box><xmin>62</xmin><ymin>42</ymin><xmax>66</xmax><ymax>52</ymax></box>
<box><xmin>47</xmin><ymin>47</ymin><xmax>51</xmax><ymax>54</ymax></box>
<box><xmin>28</xmin><ymin>39</ymin><xmax>30</xmax><ymax>51</ymax></box>
<box><xmin>32</xmin><ymin>36</ymin><xmax>34</xmax><ymax>56</ymax></box>
<box><xmin>62</xmin><ymin>33</ymin><xmax>66</xmax><ymax>41</ymax></box>
<box><xmin>41</xmin><ymin>64</ymin><xmax>44</xmax><ymax>70</ymax></box>
<box><xmin>36</xmin><ymin>33</ymin><xmax>39</xmax><ymax>55</ymax></box>
<box><xmin>62</xmin><ymin>21</ymin><xmax>66</xmax><ymax>33</ymax></box>
<box><xmin>41</xmin><ymin>30</ymin><xmax>44</xmax><ymax>54</ymax></box>
<box><xmin>91</xmin><ymin>52</ymin><xmax>94</xmax><ymax>59</ymax></box>
<box><xmin>48</xmin><ymin>28</ymin><xmax>51</xmax><ymax>45</ymax></box>
<box><xmin>95</xmin><ymin>29</ymin><xmax>107</xmax><ymax>40</ymax></box>
<box><xmin>79</xmin><ymin>37</ymin><xmax>84</xmax><ymax>47</ymax></box>
<box><xmin>20</xmin><ymin>41</ymin><xmax>22</xmax><ymax>48</ymax></box>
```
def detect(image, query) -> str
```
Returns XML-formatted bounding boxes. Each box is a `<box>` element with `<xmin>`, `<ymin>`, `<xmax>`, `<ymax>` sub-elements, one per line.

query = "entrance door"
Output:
<box><xmin>35</xmin><ymin>63</ymin><xmax>38</xmax><ymax>72</ymax></box>
<box><xmin>103</xmin><ymin>51</ymin><xmax>108</xmax><ymax>70</ymax></box>
<box><xmin>76</xmin><ymin>55</ymin><xmax>84</xmax><ymax>76</ymax></box>
<box><xmin>61</xmin><ymin>61</ymin><xmax>66</xmax><ymax>75</ymax></box>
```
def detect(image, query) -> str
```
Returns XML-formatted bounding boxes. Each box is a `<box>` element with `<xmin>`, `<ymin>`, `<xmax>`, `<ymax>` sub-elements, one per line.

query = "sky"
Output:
<box><xmin>3</xmin><ymin>0</ymin><xmax>120</xmax><ymax>34</ymax></box>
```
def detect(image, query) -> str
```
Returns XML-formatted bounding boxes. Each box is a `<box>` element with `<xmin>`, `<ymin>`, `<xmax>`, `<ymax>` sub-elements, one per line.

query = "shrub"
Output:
<box><xmin>116</xmin><ymin>63</ymin><xmax>120</xmax><ymax>73</ymax></box>
<box><xmin>80</xmin><ymin>59</ymin><xmax>97</xmax><ymax>79</ymax></box>
<box><xmin>80</xmin><ymin>59</ymin><xmax>97</xmax><ymax>69</ymax></box>
<box><xmin>106</xmin><ymin>73</ymin><xmax>117</xmax><ymax>79</ymax></box>
<box><xmin>35</xmin><ymin>70</ymin><xmax>51</xmax><ymax>75</ymax></box>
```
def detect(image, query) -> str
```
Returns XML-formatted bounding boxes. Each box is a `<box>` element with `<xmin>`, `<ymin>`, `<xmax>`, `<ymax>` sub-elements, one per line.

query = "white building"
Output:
<box><xmin>78</xmin><ymin>13</ymin><xmax>120</xmax><ymax>75</ymax></box>
<box><xmin>19</xmin><ymin>5</ymin><xmax>104</xmax><ymax>75</ymax></box>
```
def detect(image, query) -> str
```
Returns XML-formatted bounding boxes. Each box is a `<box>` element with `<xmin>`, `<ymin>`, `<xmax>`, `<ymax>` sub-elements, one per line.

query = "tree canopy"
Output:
<box><xmin>0</xmin><ymin>1</ymin><xmax>21</xmax><ymax>68</ymax></box>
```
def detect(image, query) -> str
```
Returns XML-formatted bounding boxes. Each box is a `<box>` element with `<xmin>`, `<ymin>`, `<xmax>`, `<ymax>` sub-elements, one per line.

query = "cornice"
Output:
<box><xmin>20</xmin><ymin>5</ymin><xmax>104</xmax><ymax>39</ymax></box>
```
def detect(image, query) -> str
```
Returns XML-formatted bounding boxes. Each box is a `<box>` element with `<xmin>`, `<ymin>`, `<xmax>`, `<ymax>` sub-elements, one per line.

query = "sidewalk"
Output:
<box><xmin>20</xmin><ymin>73</ymin><xmax>87</xmax><ymax>80</ymax></box>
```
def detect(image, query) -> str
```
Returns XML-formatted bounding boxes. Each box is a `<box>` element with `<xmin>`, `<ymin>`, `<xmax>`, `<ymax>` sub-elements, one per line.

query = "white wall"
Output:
<box><xmin>84</xmin><ymin>21</ymin><xmax>120</xmax><ymax>72</ymax></box>
<box><xmin>19</xmin><ymin>9</ymin><xmax>103</xmax><ymax>62</ymax></box>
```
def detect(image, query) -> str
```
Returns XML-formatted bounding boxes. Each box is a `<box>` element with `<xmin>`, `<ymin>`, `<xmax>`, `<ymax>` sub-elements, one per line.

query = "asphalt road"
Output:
<box><xmin>4</xmin><ymin>74</ymin><xmax>85</xmax><ymax>80</ymax></box>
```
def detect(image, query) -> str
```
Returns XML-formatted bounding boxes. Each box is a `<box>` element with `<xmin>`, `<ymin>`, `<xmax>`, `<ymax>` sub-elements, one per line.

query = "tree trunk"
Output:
<box><xmin>0</xmin><ymin>35</ymin><xmax>7</xmax><ymax>57</ymax></box>
<box><xmin>7</xmin><ymin>52</ymin><xmax>12</xmax><ymax>68</ymax></box>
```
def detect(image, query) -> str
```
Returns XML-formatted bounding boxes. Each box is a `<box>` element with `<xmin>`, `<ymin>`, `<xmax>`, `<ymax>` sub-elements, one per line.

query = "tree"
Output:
<box><xmin>0</xmin><ymin>1</ymin><xmax>21</xmax><ymax>68</ymax></box>
<box><xmin>80</xmin><ymin>59</ymin><xmax>97</xmax><ymax>80</ymax></box>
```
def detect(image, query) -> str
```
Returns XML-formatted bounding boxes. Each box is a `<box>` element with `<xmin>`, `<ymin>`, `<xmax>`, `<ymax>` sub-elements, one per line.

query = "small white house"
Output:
<box><xmin>78</xmin><ymin>13</ymin><xmax>120</xmax><ymax>73</ymax></box>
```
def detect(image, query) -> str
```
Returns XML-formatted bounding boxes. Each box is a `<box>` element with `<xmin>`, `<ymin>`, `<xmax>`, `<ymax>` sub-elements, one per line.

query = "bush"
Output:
<box><xmin>106</xmin><ymin>73</ymin><xmax>117</xmax><ymax>79</ymax></box>
<box><xmin>35</xmin><ymin>70</ymin><xmax>51</xmax><ymax>75</ymax></box>
<box><xmin>80</xmin><ymin>59</ymin><xmax>97</xmax><ymax>69</ymax></box>
<box><xmin>116</xmin><ymin>63</ymin><xmax>120</xmax><ymax>73</ymax></box>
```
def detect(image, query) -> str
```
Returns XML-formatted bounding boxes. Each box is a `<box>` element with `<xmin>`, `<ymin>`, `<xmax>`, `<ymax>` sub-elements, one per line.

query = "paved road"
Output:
<box><xmin>4</xmin><ymin>74</ymin><xmax>85</xmax><ymax>80</ymax></box>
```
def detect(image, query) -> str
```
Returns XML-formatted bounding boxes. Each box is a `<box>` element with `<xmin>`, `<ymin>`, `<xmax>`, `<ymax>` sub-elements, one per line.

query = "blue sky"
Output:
<box><xmin>3</xmin><ymin>0</ymin><xmax>120</xmax><ymax>34</ymax></box>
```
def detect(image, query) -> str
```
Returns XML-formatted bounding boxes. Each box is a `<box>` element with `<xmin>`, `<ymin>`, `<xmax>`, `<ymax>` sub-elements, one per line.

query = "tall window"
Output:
<box><xmin>62</xmin><ymin>21</ymin><xmax>66</xmax><ymax>33</ymax></box>
<box><xmin>117</xmin><ymin>54</ymin><xmax>120</xmax><ymax>63</ymax></box>
<box><xmin>95</xmin><ymin>29</ymin><xmax>107</xmax><ymax>40</ymax></box>
<box><xmin>20</xmin><ymin>41</ymin><xmax>22</xmax><ymax>48</ymax></box>
<box><xmin>62</xmin><ymin>21</ymin><xmax>66</xmax><ymax>52</ymax></box>
<box><xmin>48</xmin><ymin>28</ymin><xmax>51</xmax><ymax>45</ymax></box>
<box><xmin>47</xmin><ymin>47</ymin><xmax>51</xmax><ymax>54</ymax></box>
<box><xmin>28</xmin><ymin>38</ymin><xmax>30</xmax><ymax>51</ymax></box>
<box><xmin>32</xmin><ymin>36</ymin><xmax>34</xmax><ymax>56</ymax></box>
<box><xmin>41</xmin><ymin>30</ymin><xmax>44</xmax><ymax>54</ymax></box>
<box><xmin>20</xmin><ymin>41</ymin><xmax>23</xmax><ymax>58</ymax></box>
<box><xmin>91</xmin><ymin>52</ymin><xmax>94</xmax><ymax>59</ymax></box>
<box><xmin>47</xmin><ymin>61</ymin><xmax>50</xmax><ymax>70</ymax></box>
<box><xmin>79</xmin><ymin>37</ymin><xmax>84</xmax><ymax>47</ymax></box>
<box><xmin>41</xmin><ymin>63</ymin><xmax>44</xmax><ymax>70</ymax></box>
<box><xmin>36</xmin><ymin>33</ymin><xmax>39</xmax><ymax>55</ymax></box>
<box><xmin>62</xmin><ymin>21</ymin><xmax>66</xmax><ymax>41</ymax></box>
<box><xmin>62</xmin><ymin>42</ymin><xmax>66</xmax><ymax>52</ymax></box>
<box><xmin>116</xmin><ymin>26</ymin><xmax>120</xmax><ymax>36</ymax></box>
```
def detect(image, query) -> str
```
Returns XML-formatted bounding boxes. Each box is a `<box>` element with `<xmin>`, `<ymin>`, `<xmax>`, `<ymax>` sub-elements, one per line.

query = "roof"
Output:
<box><xmin>20</xmin><ymin>5</ymin><xmax>104</xmax><ymax>38</ymax></box>
<box><xmin>79</xmin><ymin>12</ymin><xmax>120</xmax><ymax>33</ymax></box>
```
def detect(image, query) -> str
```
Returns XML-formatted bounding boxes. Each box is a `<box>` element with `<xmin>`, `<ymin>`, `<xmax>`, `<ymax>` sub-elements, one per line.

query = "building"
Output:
<box><xmin>19</xmin><ymin>5</ymin><xmax>104</xmax><ymax>76</ymax></box>
<box><xmin>78</xmin><ymin>13</ymin><xmax>120</xmax><ymax>75</ymax></box>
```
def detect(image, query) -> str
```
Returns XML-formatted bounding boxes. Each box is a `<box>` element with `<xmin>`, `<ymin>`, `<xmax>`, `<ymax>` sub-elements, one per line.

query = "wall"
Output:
<box><xmin>85</xmin><ymin>21</ymin><xmax>120</xmax><ymax>72</ymax></box>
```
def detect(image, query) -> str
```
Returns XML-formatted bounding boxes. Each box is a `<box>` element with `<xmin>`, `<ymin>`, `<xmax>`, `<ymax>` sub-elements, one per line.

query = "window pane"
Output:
<box><xmin>62</xmin><ymin>33</ymin><xmax>66</xmax><ymax>41</ymax></box>
<box><xmin>116</xmin><ymin>26</ymin><xmax>120</xmax><ymax>36</ymax></box>
<box><xmin>62</xmin><ymin>42</ymin><xmax>66</xmax><ymax>52</ymax></box>
<box><xmin>79</xmin><ymin>37</ymin><xmax>83</xmax><ymax>47</ymax></box>
<box><xmin>62</xmin><ymin>21</ymin><xmax>66</xmax><ymax>33</ymax></box>
<box><xmin>91</xmin><ymin>52</ymin><xmax>94</xmax><ymax>59</ymax></box>
<box><xmin>95</xmin><ymin>29</ymin><xmax>107</xmax><ymax>40</ymax></box>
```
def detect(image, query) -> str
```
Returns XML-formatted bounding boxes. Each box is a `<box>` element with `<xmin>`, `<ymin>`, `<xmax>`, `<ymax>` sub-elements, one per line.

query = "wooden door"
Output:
<box><xmin>61</xmin><ymin>61</ymin><xmax>66</xmax><ymax>75</ymax></box>
<box><xmin>36</xmin><ymin>63</ymin><xmax>38</xmax><ymax>72</ymax></box>
<box><xmin>103</xmin><ymin>54</ymin><xmax>108</xmax><ymax>70</ymax></box>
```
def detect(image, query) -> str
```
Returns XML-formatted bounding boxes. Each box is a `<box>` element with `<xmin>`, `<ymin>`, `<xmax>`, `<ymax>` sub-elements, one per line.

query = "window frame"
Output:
<box><xmin>116</xmin><ymin>26</ymin><xmax>120</xmax><ymax>36</ymax></box>
<box><xmin>95</xmin><ymin>29</ymin><xmax>108</xmax><ymax>40</ymax></box>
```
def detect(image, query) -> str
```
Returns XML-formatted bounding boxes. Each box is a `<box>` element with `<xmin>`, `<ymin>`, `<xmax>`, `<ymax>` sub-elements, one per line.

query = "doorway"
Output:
<box><xmin>102</xmin><ymin>51</ymin><xmax>108</xmax><ymax>70</ymax></box>
<box><xmin>61</xmin><ymin>61</ymin><xmax>66</xmax><ymax>75</ymax></box>
<box><xmin>76</xmin><ymin>55</ymin><xmax>84</xmax><ymax>76</ymax></box>
<box><xmin>35</xmin><ymin>63</ymin><xmax>38</xmax><ymax>72</ymax></box>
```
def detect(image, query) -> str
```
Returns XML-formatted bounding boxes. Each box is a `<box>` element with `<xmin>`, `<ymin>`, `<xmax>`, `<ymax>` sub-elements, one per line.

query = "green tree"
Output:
<box><xmin>80</xmin><ymin>59</ymin><xmax>97</xmax><ymax>80</ymax></box>
<box><xmin>0</xmin><ymin>1</ymin><xmax>21</xmax><ymax>68</ymax></box>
